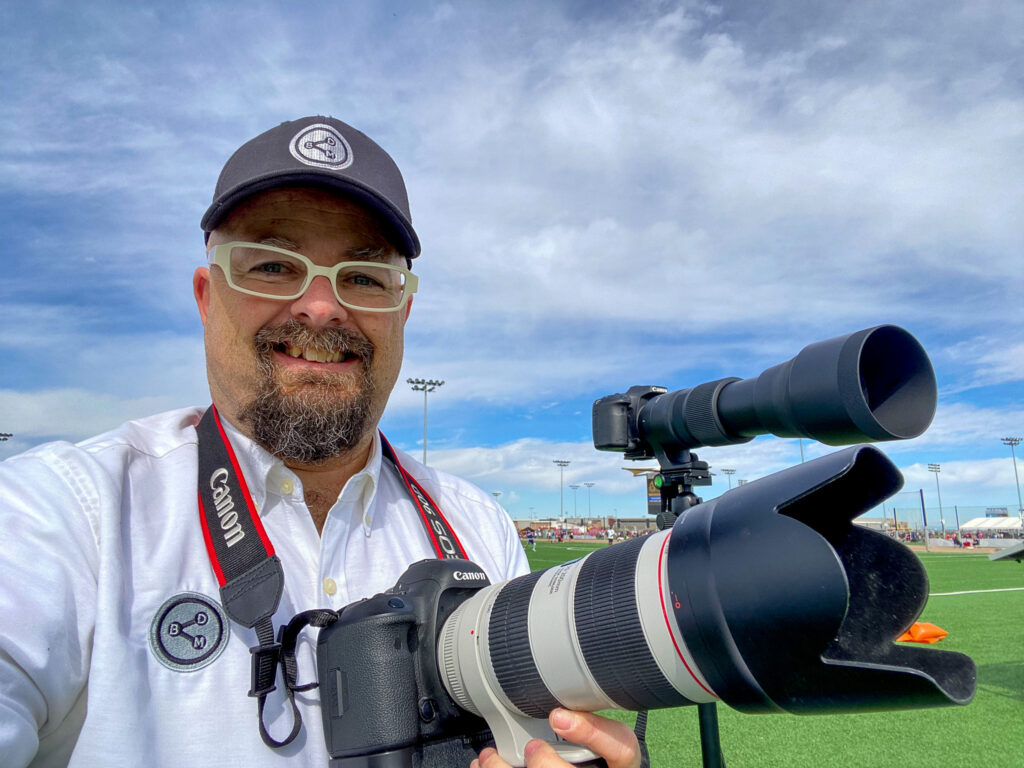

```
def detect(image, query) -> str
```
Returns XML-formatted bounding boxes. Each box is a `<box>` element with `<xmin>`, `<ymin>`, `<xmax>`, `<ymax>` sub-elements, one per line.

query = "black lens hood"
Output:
<box><xmin>666</xmin><ymin>445</ymin><xmax>975</xmax><ymax>714</ymax></box>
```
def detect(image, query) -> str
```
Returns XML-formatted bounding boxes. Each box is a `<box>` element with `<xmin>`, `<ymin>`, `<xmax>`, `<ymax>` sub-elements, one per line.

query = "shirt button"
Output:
<box><xmin>323</xmin><ymin>578</ymin><xmax>338</xmax><ymax>596</ymax></box>
<box><xmin>280</xmin><ymin>478</ymin><xmax>294</xmax><ymax>494</ymax></box>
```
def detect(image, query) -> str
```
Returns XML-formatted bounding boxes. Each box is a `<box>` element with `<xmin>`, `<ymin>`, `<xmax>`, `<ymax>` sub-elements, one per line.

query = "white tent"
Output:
<box><xmin>959</xmin><ymin>516</ymin><xmax>1022</xmax><ymax>531</ymax></box>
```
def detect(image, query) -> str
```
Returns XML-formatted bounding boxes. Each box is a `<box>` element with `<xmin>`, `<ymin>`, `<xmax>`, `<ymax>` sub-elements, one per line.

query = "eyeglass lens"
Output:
<box><xmin>227</xmin><ymin>244</ymin><xmax>407</xmax><ymax>308</ymax></box>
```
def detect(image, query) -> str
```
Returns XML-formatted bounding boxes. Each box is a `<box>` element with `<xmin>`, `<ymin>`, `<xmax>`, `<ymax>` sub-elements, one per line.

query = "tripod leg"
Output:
<box><xmin>697</xmin><ymin>703</ymin><xmax>725</xmax><ymax>768</ymax></box>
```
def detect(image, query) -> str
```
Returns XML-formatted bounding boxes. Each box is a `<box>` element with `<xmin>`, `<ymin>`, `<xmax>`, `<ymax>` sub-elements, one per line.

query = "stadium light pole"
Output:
<box><xmin>917</xmin><ymin>489</ymin><xmax>932</xmax><ymax>551</ymax></box>
<box><xmin>1001</xmin><ymin>437</ymin><xmax>1023</xmax><ymax>523</ymax></box>
<box><xmin>407</xmin><ymin>378</ymin><xmax>444</xmax><ymax>464</ymax></box>
<box><xmin>584</xmin><ymin>482</ymin><xmax>595</xmax><ymax>518</ymax></box>
<box><xmin>569</xmin><ymin>484</ymin><xmax>580</xmax><ymax>518</ymax></box>
<box><xmin>722</xmin><ymin>468</ymin><xmax>736</xmax><ymax>489</ymax></box>
<box><xmin>928</xmin><ymin>464</ymin><xmax>944</xmax><ymax>537</ymax></box>
<box><xmin>553</xmin><ymin>460</ymin><xmax>570</xmax><ymax>520</ymax></box>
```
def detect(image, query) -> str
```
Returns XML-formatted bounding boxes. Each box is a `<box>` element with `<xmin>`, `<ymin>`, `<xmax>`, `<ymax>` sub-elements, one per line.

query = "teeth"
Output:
<box><xmin>283</xmin><ymin>343</ymin><xmax>343</xmax><ymax>363</ymax></box>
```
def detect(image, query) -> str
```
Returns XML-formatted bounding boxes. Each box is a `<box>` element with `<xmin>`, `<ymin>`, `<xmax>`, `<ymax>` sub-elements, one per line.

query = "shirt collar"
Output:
<box><xmin>216</xmin><ymin>416</ymin><xmax>277</xmax><ymax>516</ymax></box>
<box><xmin>353</xmin><ymin>432</ymin><xmax>384</xmax><ymax>535</ymax></box>
<box><xmin>216</xmin><ymin>416</ymin><xmax>384</xmax><ymax>526</ymax></box>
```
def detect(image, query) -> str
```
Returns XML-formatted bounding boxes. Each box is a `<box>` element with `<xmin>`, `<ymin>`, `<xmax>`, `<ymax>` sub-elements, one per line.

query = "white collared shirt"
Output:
<box><xmin>0</xmin><ymin>407</ymin><xmax>529</xmax><ymax>768</ymax></box>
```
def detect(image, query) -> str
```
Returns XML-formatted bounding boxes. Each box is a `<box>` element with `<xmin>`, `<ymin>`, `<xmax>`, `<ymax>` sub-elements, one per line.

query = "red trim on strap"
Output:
<box><xmin>379</xmin><ymin>432</ymin><xmax>468</xmax><ymax>560</ymax></box>
<box><xmin>210</xmin><ymin>404</ymin><xmax>275</xmax><ymax>556</ymax></box>
<box><xmin>408</xmin><ymin>470</ymin><xmax>468</xmax><ymax>558</ymax></box>
<box><xmin>409</xmin><ymin>482</ymin><xmax>443</xmax><ymax>554</ymax></box>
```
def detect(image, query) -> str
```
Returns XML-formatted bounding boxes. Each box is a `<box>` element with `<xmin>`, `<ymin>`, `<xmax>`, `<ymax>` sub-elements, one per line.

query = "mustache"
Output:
<box><xmin>252</xmin><ymin>320</ymin><xmax>376</xmax><ymax>365</ymax></box>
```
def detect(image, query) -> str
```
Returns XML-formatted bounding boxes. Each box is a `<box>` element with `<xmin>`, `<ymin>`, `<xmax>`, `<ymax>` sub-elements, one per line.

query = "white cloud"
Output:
<box><xmin>904</xmin><ymin>401</ymin><xmax>1024</xmax><ymax>451</ymax></box>
<box><xmin>943</xmin><ymin>338</ymin><xmax>1024</xmax><ymax>390</ymax></box>
<box><xmin>902</xmin><ymin>457</ymin><xmax>1023</xmax><ymax>491</ymax></box>
<box><xmin>423</xmin><ymin>431</ymin><xmax>1021</xmax><ymax>514</ymax></box>
<box><xmin>0</xmin><ymin>389</ymin><xmax>183</xmax><ymax>445</ymax></box>
<box><xmin>1</xmin><ymin>0</ymin><xmax>1020</xmax><ymax>501</ymax></box>
<box><xmin>1</xmin><ymin>311</ymin><xmax>207</xmax><ymax>404</ymax></box>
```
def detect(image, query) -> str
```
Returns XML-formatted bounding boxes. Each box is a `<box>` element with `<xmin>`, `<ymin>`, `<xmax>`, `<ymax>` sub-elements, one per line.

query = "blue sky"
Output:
<box><xmin>2</xmin><ymin>0</ymin><xmax>1022</xmax><ymax>526</ymax></box>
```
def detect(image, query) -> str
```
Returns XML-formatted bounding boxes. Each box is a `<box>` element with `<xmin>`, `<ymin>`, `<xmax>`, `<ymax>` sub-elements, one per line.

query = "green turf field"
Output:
<box><xmin>523</xmin><ymin>541</ymin><xmax>1024</xmax><ymax>767</ymax></box>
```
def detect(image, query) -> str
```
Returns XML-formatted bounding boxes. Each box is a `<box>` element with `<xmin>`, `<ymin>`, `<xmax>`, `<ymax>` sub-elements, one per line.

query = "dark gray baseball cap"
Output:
<box><xmin>201</xmin><ymin>116</ymin><xmax>420</xmax><ymax>258</ymax></box>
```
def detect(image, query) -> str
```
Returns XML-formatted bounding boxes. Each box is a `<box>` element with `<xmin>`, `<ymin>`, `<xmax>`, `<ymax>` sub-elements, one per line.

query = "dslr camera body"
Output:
<box><xmin>317</xmin><ymin>559</ymin><xmax>506</xmax><ymax>768</ymax></box>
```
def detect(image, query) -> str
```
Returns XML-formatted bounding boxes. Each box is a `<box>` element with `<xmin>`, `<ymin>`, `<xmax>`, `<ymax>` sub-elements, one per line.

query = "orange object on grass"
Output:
<box><xmin>897</xmin><ymin>622</ymin><xmax>949</xmax><ymax>644</ymax></box>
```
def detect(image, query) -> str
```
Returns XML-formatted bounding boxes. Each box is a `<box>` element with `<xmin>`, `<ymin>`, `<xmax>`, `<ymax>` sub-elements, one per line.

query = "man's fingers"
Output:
<box><xmin>547</xmin><ymin>709</ymin><xmax>641</xmax><ymax>768</ymax></box>
<box><xmin>473</xmin><ymin>746</ymin><xmax>505</xmax><ymax>768</ymax></box>
<box><xmin>473</xmin><ymin>711</ymin><xmax>641</xmax><ymax>768</ymax></box>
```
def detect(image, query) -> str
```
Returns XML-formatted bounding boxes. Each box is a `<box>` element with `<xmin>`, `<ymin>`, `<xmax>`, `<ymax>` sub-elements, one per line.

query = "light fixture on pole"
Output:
<box><xmin>928</xmin><ymin>464</ymin><xmax>945</xmax><ymax>537</ymax></box>
<box><xmin>722</xmin><ymin>468</ymin><xmax>736</xmax><ymax>489</ymax></box>
<box><xmin>407</xmin><ymin>378</ymin><xmax>444</xmax><ymax>464</ymax></box>
<box><xmin>1001</xmin><ymin>437</ymin><xmax>1023</xmax><ymax>522</ymax></box>
<box><xmin>569</xmin><ymin>484</ymin><xmax>580</xmax><ymax>518</ymax></box>
<box><xmin>553</xmin><ymin>459</ymin><xmax>570</xmax><ymax>519</ymax></box>
<box><xmin>584</xmin><ymin>482</ymin><xmax>595</xmax><ymax>517</ymax></box>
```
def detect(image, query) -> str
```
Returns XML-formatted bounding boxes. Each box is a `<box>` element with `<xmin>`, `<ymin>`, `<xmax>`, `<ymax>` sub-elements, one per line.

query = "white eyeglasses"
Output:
<box><xmin>208</xmin><ymin>241</ymin><xmax>417</xmax><ymax>312</ymax></box>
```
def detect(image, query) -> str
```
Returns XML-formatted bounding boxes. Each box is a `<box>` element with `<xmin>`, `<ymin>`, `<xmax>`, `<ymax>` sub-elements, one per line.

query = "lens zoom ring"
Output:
<box><xmin>575</xmin><ymin>539</ymin><xmax>690</xmax><ymax>711</ymax></box>
<box><xmin>684</xmin><ymin>380</ymin><xmax>731</xmax><ymax>446</ymax></box>
<box><xmin>488</xmin><ymin>571</ymin><xmax>560</xmax><ymax>718</ymax></box>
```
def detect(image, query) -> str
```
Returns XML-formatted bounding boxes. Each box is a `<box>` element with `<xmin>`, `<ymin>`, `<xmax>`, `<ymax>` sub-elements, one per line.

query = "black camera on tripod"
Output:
<box><xmin>314</xmin><ymin>326</ymin><xmax>976</xmax><ymax>767</ymax></box>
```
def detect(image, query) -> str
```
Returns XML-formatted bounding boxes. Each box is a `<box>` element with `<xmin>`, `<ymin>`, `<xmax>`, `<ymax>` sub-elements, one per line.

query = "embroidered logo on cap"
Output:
<box><xmin>289</xmin><ymin>123</ymin><xmax>354</xmax><ymax>169</ymax></box>
<box><xmin>149</xmin><ymin>592</ymin><xmax>230</xmax><ymax>672</ymax></box>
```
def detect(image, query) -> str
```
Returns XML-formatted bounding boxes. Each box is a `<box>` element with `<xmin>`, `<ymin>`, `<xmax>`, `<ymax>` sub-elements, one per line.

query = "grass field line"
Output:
<box><xmin>930</xmin><ymin>586</ymin><xmax>1024</xmax><ymax>596</ymax></box>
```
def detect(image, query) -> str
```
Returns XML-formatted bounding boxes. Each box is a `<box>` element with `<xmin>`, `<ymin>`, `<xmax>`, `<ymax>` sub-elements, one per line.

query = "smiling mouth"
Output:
<box><xmin>275</xmin><ymin>342</ymin><xmax>359</xmax><ymax>364</ymax></box>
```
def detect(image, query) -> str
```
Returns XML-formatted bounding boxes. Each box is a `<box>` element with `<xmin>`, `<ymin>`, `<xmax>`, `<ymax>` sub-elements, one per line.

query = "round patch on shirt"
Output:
<box><xmin>149</xmin><ymin>592</ymin><xmax>230</xmax><ymax>672</ymax></box>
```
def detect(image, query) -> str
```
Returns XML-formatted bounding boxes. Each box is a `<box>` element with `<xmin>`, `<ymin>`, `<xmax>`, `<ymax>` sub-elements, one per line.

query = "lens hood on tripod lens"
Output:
<box><xmin>713</xmin><ymin>324</ymin><xmax>938</xmax><ymax>445</ymax></box>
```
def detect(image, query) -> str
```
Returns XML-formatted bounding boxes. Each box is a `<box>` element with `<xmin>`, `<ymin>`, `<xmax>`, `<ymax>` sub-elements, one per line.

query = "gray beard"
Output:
<box><xmin>237</xmin><ymin>321</ymin><xmax>378</xmax><ymax>465</ymax></box>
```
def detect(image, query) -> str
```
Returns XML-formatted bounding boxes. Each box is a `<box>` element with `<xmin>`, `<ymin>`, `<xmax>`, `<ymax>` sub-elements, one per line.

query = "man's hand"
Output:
<box><xmin>471</xmin><ymin>709</ymin><xmax>641</xmax><ymax>768</ymax></box>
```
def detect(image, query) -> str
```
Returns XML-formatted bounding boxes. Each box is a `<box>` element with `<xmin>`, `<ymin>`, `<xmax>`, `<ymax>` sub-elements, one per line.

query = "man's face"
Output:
<box><xmin>193</xmin><ymin>186</ymin><xmax>412</xmax><ymax>464</ymax></box>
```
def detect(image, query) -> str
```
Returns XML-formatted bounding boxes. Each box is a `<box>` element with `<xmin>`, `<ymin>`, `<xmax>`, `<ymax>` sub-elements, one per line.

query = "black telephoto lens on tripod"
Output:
<box><xmin>593</xmin><ymin>324</ymin><xmax>936</xmax><ymax>464</ymax></box>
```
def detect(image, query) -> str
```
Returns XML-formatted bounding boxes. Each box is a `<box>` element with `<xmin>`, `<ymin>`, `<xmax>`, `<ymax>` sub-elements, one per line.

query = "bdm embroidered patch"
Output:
<box><xmin>289</xmin><ymin>122</ymin><xmax>353</xmax><ymax>169</ymax></box>
<box><xmin>149</xmin><ymin>592</ymin><xmax>230</xmax><ymax>671</ymax></box>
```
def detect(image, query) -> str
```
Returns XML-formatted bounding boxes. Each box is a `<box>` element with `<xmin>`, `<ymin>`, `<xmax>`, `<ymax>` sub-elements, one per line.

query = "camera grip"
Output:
<box><xmin>320</xmin><ymin>608</ymin><xmax>421</xmax><ymax>759</ymax></box>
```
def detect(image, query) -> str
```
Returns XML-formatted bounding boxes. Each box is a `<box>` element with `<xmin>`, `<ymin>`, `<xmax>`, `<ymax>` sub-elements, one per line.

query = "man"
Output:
<box><xmin>0</xmin><ymin>117</ymin><xmax>639</xmax><ymax>768</ymax></box>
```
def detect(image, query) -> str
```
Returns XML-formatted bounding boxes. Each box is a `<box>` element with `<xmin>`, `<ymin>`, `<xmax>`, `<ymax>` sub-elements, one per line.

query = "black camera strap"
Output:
<box><xmin>196</xmin><ymin>405</ymin><xmax>468</xmax><ymax>748</ymax></box>
<box><xmin>378</xmin><ymin>432</ymin><xmax>469</xmax><ymax>562</ymax></box>
<box><xmin>196</xmin><ymin>404</ymin><xmax>285</xmax><ymax>744</ymax></box>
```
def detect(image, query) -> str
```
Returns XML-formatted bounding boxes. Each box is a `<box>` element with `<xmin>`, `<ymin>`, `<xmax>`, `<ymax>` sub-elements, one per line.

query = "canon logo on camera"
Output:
<box><xmin>453</xmin><ymin>571</ymin><xmax>487</xmax><ymax>582</ymax></box>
